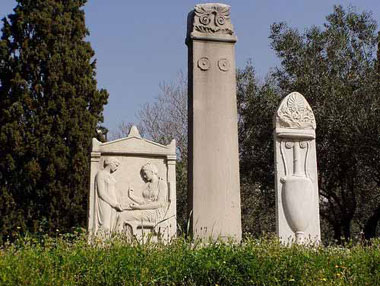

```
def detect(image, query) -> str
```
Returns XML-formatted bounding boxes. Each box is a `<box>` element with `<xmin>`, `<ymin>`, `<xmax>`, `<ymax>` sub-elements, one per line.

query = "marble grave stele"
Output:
<box><xmin>274</xmin><ymin>92</ymin><xmax>321</xmax><ymax>244</ymax></box>
<box><xmin>88</xmin><ymin>126</ymin><xmax>177</xmax><ymax>242</ymax></box>
<box><xmin>186</xmin><ymin>3</ymin><xmax>242</xmax><ymax>241</ymax></box>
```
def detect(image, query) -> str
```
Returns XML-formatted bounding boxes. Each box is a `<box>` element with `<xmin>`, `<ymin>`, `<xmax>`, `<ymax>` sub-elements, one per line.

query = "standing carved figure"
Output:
<box><xmin>94</xmin><ymin>157</ymin><xmax>122</xmax><ymax>235</ymax></box>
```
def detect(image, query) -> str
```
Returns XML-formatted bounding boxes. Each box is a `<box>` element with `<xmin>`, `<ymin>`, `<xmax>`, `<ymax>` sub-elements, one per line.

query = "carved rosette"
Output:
<box><xmin>191</xmin><ymin>3</ymin><xmax>234</xmax><ymax>38</ymax></box>
<box><xmin>197</xmin><ymin>57</ymin><xmax>210</xmax><ymax>71</ymax></box>
<box><xmin>218</xmin><ymin>58</ymin><xmax>230</xmax><ymax>71</ymax></box>
<box><xmin>276</xmin><ymin>92</ymin><xmax>316</xmax><ymax>129</ymax></box>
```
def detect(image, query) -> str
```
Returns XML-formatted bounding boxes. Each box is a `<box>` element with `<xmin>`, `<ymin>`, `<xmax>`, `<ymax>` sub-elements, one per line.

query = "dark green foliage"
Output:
<box><xmin>237</xmin><ymin>63</ymin><xmax>280</xmax><ymax>235</ymax></box>
<box><xmin>1</xmin><ymin>235</ymin><xmax>380</xmax><ymax>285</ymax></box>
<box><xmin>0</xmin><ymin>0</ymin><xmax>108</xmax><ymax>241</ymax></box>
<box><xmin>239</xmin><ymin>5</ymin><xmax>380</xmax><ymax>241</ymax></box>
<box><xmin>175</xmin><ymin>158</ymin><xmax>189</xmax><ymax>235</ymax></box>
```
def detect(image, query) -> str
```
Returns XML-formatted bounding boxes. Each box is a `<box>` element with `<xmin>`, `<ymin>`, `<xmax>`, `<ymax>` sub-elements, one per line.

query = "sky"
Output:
<box><xmin>1</xmin><ymin>1</ymin><xmax>380</xmax><ymax>133</ymax></box>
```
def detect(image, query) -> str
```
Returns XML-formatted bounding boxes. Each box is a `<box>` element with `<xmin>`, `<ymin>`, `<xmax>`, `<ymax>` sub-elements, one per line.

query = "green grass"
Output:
<box><xmin>0</xmin><ymin>233</ymin><xmax>379</xmax><ymax>286</ymax></box>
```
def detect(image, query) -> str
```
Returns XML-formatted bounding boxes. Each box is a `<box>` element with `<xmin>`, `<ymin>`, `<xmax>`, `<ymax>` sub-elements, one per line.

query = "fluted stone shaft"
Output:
<box><xmin>186</xmin><ymin>3</ymin><xmax>241</xmax><ymax>241</ymax></box>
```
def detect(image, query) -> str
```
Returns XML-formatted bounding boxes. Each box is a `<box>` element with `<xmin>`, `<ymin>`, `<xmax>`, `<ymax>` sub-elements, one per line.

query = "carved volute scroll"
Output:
<box><xmin>194</xmin><ymin>4</ymin><xmax>233</xmax><ymax>35</ymax></box>
<box><xmin>274</xmin><ymin>92</ymin><xmax>321</xmax><ymax>245</ymax></box>
<box><xmin>187</xmin><ymin>3</ymin><xmax>236</xmax><ymax>43</ymax></box>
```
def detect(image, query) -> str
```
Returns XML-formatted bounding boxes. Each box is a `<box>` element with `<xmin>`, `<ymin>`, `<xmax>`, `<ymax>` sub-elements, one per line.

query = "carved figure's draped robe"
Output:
<box><xmin>95</xmin><ymin>170</ymin><xmax>118</xmax><ymax>233</ymax></box>
<box><xmin>141</xmin><ymin>178</ymin><xmax>167</xmax><ymax>222</ymax></box>
<box><xmin>119</xmin><ymin>178</ymin><xmax>168</xmax><ymax>224</ymax></box>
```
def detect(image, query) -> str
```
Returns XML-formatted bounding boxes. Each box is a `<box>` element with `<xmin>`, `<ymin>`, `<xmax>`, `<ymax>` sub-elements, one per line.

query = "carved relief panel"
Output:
<box><xmin>88</xmin><ymin>126</ymin><xmax>176</xmax><ymax>243</ymax></box>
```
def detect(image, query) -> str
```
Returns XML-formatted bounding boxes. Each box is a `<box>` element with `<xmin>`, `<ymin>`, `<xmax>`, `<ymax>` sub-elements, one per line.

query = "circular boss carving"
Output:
<box><xmin>197</xmin><ymin>57</ymin><xmax>210</xmax><ymax>71</ymax></box>
<box><xmin>218</xmin><ymin>58</ymin><xmax>230</xmax><ymax>71</ymax></box>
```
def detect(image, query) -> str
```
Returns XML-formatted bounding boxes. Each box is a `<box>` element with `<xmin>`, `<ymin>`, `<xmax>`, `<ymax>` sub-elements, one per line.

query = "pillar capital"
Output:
<box><xmin>186</xmin><ymin>3</ymin><xmax>237</xmax><ymax>44</ymax></box>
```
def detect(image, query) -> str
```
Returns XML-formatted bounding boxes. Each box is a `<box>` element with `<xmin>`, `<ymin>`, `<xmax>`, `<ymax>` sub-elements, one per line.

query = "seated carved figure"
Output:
<box><xmin>117</xmin><ymin>162</ymin><xmax>169</xmax><ymax>234</ymax></box>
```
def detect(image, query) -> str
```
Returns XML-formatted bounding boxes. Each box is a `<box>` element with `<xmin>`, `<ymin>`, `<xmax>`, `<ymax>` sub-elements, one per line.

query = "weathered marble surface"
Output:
<box><xmin>88</xmin><ymin>126</ymin><xmax>176</xmax><ymax>242</ymax></box>
<box><xmin>274</xmin><ymin>92</ymin><xmax>321</xmax><ymax>244</ymax></box>
<box><xmin>186</xmin><ymin>3</ymin><xmax>242</xmax><ymax>241</ymax></box>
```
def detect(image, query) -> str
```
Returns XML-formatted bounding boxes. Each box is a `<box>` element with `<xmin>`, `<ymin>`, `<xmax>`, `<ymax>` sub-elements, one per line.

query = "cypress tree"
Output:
<box><xmin>0</xmin><ymin>0</ymin><xmax>108</xmax><ymax>240</ymax></box>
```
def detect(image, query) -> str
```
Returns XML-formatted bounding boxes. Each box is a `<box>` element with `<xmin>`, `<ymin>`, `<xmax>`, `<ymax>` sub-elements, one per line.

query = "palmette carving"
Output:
<box><xmin>277</xmin><ymin>92</ymin><xmax>316</xmax><ymax>129</ymax></box>
<box><xmin>193</xmin><ymin>4</ymin><xmax>234</xmax><ymax>35</ymax></box>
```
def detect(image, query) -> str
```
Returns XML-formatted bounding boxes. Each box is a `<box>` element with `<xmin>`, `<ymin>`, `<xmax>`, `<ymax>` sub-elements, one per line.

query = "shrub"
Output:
<box><xmin>0</xmin><ymin>234</ymin><xmax>379</xmax><ymax>286</ymax></box>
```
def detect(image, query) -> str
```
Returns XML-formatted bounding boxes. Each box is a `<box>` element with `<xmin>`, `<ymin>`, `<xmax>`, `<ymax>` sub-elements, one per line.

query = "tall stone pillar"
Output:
<box><xmin>186</xmin><ymin>3</ymin><xmax>241</xmax><ymax>241</ymax></box>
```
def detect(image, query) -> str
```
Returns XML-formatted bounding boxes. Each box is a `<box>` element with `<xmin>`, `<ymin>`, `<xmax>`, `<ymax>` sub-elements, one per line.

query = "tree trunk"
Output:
<box><xmin>342</xmin><ymin>219</ymin><xmax>351</xmax><ymax>240</ymax></box>
<box><xmin>333</xmin><ymin>223</ymin><xmax>342</xmax><ymax>242</ymax></box>
<box><xmin>332</xmin><ymin>218</ymin><xmax>352</xmax><ymax>243</ymax></box>
<box><xmin>364</xmin><ymin>205</ymin><xmax>380</xmax><ymax>239</ymax></box>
